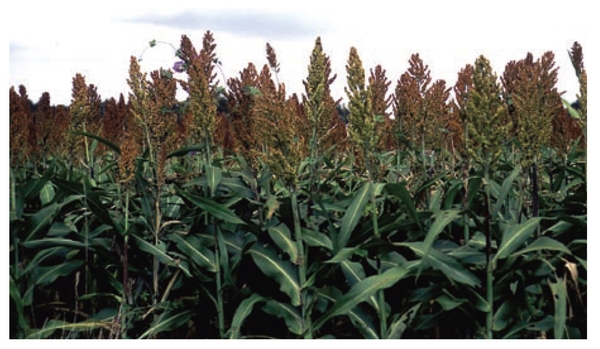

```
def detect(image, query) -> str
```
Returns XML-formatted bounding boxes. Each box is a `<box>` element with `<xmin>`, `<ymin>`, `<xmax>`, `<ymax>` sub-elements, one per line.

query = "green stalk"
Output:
<box><xmin>202</xmin><ymin>134</ymin><xmax>225</xmax><ymax>338</ymax></box>
<box><xmin>213</xmin><ymin>221</ymin><xmax>225</xmax><ymax>338</ymax></box>
<box><xmin>290</xmin><ymin>188</ymin><xmax>311</xmax><ymax>338</ymax></box>
<box><xmin>153</xmin><ymin>186</ymin><xmax>161</xmax><ymax>322</ymax></box>
<box><xmin>483</xmin><ymin>163</ymin><xmax>494</xmax><ymax>339</ymax></box>
<box><xmin>531</xmin><ymin>159</ymin><xmax>540</xmax><ymax>237</ymax></box>
<box><xmin>10</xmin><ymin>167</ymin><xmax>17</xmax><ymax>222</ymax></box>
<box><xmin>121</xmin><ymin>187</ymin><xmax>130</xmax><ymax>338</ymax></box>
<box><xmin>370</xmin><ymin>188</ymin><xmax>387</xmax><ymax>338</ymax></box>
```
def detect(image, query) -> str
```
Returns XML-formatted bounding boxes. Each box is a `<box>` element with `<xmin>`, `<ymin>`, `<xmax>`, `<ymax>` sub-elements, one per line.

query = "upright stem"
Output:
<box><xmin>531</xmin><ymin>161</ymin><xmax>539</xmax><ymax>219</ymax></box>
<box><xmin>291</xmin><ymin>188</ymin><xmax>310</xmax><ymax>338</ymax></box>
<box><xmin>370</xmin><ymin>185</ymin><xmax>387</xmax><ymax>338</ymax></box>
<box><xmin>483</xmin><ymin>164</ymin><xmax>494</xmax><ymax>339</ymax></box>
<box><xmin>120</xmin><ymin>188</ymin><xmax>130</xmax><ymax>338</ymax></box>
<box><xmin>152</xmin><ymin>184</ymin><xmax>162</xmax><ymax>326</ymax></box>
<box><xmin>213</xmin><ymin>222</ymin><xmax>225</xmax><ymax>338</ymax></box>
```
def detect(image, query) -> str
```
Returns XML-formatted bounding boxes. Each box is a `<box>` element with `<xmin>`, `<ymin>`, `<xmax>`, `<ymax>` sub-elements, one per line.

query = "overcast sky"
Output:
<box><xmin>6</xmin><ymin>0</ymin><xmax>592</xmax><ymax>106</ymax></box>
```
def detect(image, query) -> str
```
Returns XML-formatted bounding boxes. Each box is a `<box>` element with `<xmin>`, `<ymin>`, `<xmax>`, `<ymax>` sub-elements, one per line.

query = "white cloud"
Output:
<box><xmin>7</xmin><ymin>0</ymin><xmax>591</xmax><ymax>105</ymax></box>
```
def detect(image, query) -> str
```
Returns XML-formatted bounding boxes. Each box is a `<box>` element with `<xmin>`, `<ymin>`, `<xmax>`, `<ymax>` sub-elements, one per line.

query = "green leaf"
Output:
<box><xmin>21</xmin><ymin>238</ymin><xmax>89</xmax><ymax>250</ymax></box>
<box><xmin>397</xmin><ymin>242</ymin><xmax>481</xmax><ymax>287</ymax></box>
<box><xmin>301</xmin><ymin>228</ymin><xmax>333</xmax><ymax>250</ymax></box>
<box><xmin>436</xmin><ymin>293</ymin><xmax>467</xmax><ymax>311</ymax></box>
<box><xmin>340</xmin><ymin>260</ymin><xmax>380</xmax><ymax>313</ymax></box>
<box><xmin>316</xmin><ymin>288</ymin><xmax>379</xmax><ymax>339</ymax></box>
<box><xmin>139</xmin><ymin>309</ymin><xmax>194</xmax><ymax>339</ymax></box>
<box><xmin>493</xmin><ymin>217</ymin><xmax>542</xmax><ymax>263</ymax></box>
<box><xmin>386</xmin><ymin>303</ymin><xmax>421</xmax><ymax>339</ymax></box>
<box><xmin>34</xmin><ymin>260</ymin><xmax>85</xmax><ymax>286</ymax></box>
<box><xmin>220</xmin><ymin>177</ymin><xmax>255</xmax><ymax>199</ymax></box>
<box><xmin>53</xmin><ymin>179</ymin><xmax>123</xmax><ymax>235</ymax></box>
<box><xmin>493</xmin><ymin>167</ymin><xmax>520</xmax><ymax>218</ymax></box>
<box><xmin>512</xmin><ymin>236</ymin><xmax>571</xmax><ymax>258</ymax></box>
<box><xmin>421</xmin><ymin>210</ymin><xmax>460</xmax><ymax>263</ymax></box>
<box><xmin>549</xmin><ymin>279</ymin><xmax>567</xmax><ymax>339</ymax></box>
<box><xmin>248</xmin><ymin>244</ymin><xmax>301</xmax><ymax>306</ymax></box>
<box><xmin>133</xmin><ymin>235</ymin><xmax>191</xmax><ymax>277</ymax></box>
<box><xmin>466</xmin><ymin>176</ymin><xmax>482</xmax><ymax>208</ymax></box>
<box><xmin>268</xmin><ymin>224</ymin><xmax>298</xmax><ymax>263</ymax></box>
<box><xmin>163</xmin><ymin>195</ymin><xmax>184</xmax><ymax>219</ymax></box>
<box><xmin>47</xmin><ymin>222</ymin><xmax>76</xmax><ymax>237</ymax></box>
<box><xmin>26</xmin><ymin>319</ymin><xmax>111</xmax><ymax>339</ymax></box>
<box><xmin>493</xmin><ymin>299</ymin><xmax>514</xmax><ymax>331</ymax></box>
<box><xmin>170</xmin><ymin>233</ymin><xmax>217</xmax><ymax>272</ymax></box>
<box><xmin>20</xmin><ymin>246</ymin><xmax>70</xmax><ymax>278</ymax></box>
<box><xmin>385</xmin><ymin>182</ymin><xmax>422</xmax><ymax>229</ymax></box>
<box><xmin>178</xmin><ymin>189</ymin><xmax>245</xmax><ymax>225</ymax></box>
<box><xmin>337</xmin><ymin>181</ymin><xmax>372</xmax><ymax>251</ymax></box>
<box><xmin>325</xmin><ymin>247</ymin><xmax>362</xmax><ymax>263</ymax></box>
<box><xmin>562</xmin><ymin>98</ymin><xmax>581</xmax><ymax>120</ymax></box>
<box><xmin>39</xmin><ymin>181</ymin><xmax>55</xmax><ymax>206</ymax></box>
<box><xmin>263</xmin><ymin>300</ymin><xmax>303</xmax><ymax>335</ymax></box>
<box><xmin>25</xmin><ymin>203</ymin><xmax>59</xmax><ymax>241</ymax></box>
<box><xmin>228</xmin><ymin>294</ymin><xmax>267</xmax><ymax>339</ymax></box>
<box><xmin>205</xmin><ymin>165</ymin><xmax>222</xmax><ymax>197</ymax></box>
<box><xmin>167</xmin><ymin>144</ymin><xmax>205</xmax><ymax>158</ymax></box>
<box><xmin>9</xmin><ymin>275</ymin><xmax>29</xmax><ymax>334</ymax></box>
<box><xmin>312</xmin><ymin>266</ymin><xmax>411</xmax><ymax>332</ymax></box>
<box><xmin>70</xmin><ymin>130</ymin><xmax>121</xmax><ymax>154</ymax></box>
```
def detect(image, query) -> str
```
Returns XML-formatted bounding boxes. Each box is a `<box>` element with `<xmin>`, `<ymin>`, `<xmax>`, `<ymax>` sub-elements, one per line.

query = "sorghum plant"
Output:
<box><xmin>9</xmin><ymin>85</ymin><xmax>34</xmax><ymax>166</ymax></box>
<box><xmin>345</xmin><ymin>47</ymin><xmax>378</xmax><ymax>179</ymax></box>
<box><xmin>502</xmin><ymin>51</ymin><xmax>564</xmax><ymax>219</ymax></box>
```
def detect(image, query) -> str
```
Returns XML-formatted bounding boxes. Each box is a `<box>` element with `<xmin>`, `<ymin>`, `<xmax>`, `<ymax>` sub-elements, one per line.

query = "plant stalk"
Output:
<box><xmin>483</xmin><ymin>164</ymin><xmax>494</xmax><ymax>339</ymax></box>
<box><xmin>291</xmin><ymin>188</ymin><xmax>311</xmax><ymax>338</ymax></box>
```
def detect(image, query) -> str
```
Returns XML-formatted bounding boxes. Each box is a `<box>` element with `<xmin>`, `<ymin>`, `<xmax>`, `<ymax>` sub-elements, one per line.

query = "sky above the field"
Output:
<box><xmin>6</xmin><ymin>0</ymin><xmax>591</xmax><ymax>106</ymax></box>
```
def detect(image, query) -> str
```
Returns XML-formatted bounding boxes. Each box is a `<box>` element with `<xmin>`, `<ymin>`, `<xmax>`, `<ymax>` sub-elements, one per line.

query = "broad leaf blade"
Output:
<box><xmin>549</xmin><ymin>279</ymin><xmax>567</xmax><ymax>339</ymax></box>
<box><xmin>493</xmin><ymin>217</ymin><xmax>542</xmax><ymax>263</ymax></box>
<box><xmin>337</xmin><ymin>181</ymin><xmax>372</xmax><ymax>251</ymax></box>
<box><xmin>26</xmin><ymin>319</ymin><xmax>111</xmax><ymax>339</ymax></box>
<box><xmin>316</xmin><ymin>288</ymin><xmax>379</xmax><ymax>339</ymax></box>
<box><xmin>340</xmin><ymin>260</ymin><xmax>380</xmax><ymax>313</ymax></box>
<box><xmin>422</xmin><ymin>210</ymin><xmax>460</xmax><ymax>261</ymax></box>
<box><xmin>205</xmin><ymin>165</ymin><xmax>222</xmax><ymax>197</ymax></box>
<box><xmin>34</xmin><ymin>260</ymin><xmax>85</xmax><ymax>286</ymax></box>
<box><xmin>398</xmin><ymin>242</ymin><xmax>481</xmax><ymax>287</ymax></box>
<box><xmin>386</xmin><ymin>303</ymin><xmax>421</xmax><ymax>339</ymax></box>
<box><xmin>133</xmin><ymin>235</ymin><xmax>191</xmax><ymax>277</ymax></box>
<box><xmin>178</xmin><ymin>189</ymin><xmax>245</xmax><ymax>225</ymax></box>
<box><xmin>301</xmin><ymin>228</ymin><xmax>333</xmax><ymax>250</ymax></box>
<box><xmin>263</xmin><ymin>300</ymin><xmax>303</xmax><ymax>335</ymax></box>
<box><xmin>248</xmin><ymin>244</ymin><xmax>301</xmax><ymax>306</ymax></box>
<box><xmin>312</xmin><ymin>266</ymin><xmax>410</xmax><ymax>332</ymax></box>
<box><xmin>228</xmin><ymin>294</ymin><xmax>267</xmax><ymax>339</ymax></box>
<box><xmin>512</xmin><ymin>236</ymin><xmax>571</xmax><ymax>258</ymax></box>
<box><xmin>139</xmin><ymin>309</ymin><xmax>194</xmax><ymax>339</ymax></box>
<box><xmin>268</xmin><ymin>224</ymin><xmax>298</xmax><ymax>263</ymax></box>
<box><xmin>170</xmin><ymin>233</ymin><xmax>217</xmax><ymax>272</ymax></box>
<box><xmin>385</xmin><ymin>182</ymin><xmax>422</xmax><ymax>229</ymax></box>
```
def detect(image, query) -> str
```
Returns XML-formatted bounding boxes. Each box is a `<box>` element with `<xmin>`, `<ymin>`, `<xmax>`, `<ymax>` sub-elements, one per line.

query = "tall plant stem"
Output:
<box><xmin>483</xmin><ymin>164</ymin><xmax>494</xmax><ymax>339</ymax></box>
<box><xmin>120</xmin><ymin>187</ymin><xmax>130</xmax><ymax>338</ymax></box>
<box><xmin>152</xmin><ymin>184</ymin><xmax>162</xmax><ymax>325</ymax></box>
<box><xmin>530</xmin><ymin>161</ymin><xmax>540</xmax><ymax>236</ymax></box>
<box><xmin>370</xmin><ymin>184</ymin><xmax>387</xmax><ymax>338</ymax></box>
<box><xmin>213</xmin><ymin>221</ymin><xmax>225</xmax><ymax>338</ymax></box>
<box><xmin>203</xmin><ymin>138</ymin><xmax>225</xmax><ymax>338</ymax></box>
<box><xmin>10</xmin><ymin>167</ymin><xmax>17</xmax><ymax>220</ymax></box>
<box><xmin>462</xmin><ymin>160</ymin><xmax>470</xmax><ymax>244</ymax></box>
<box><xmin>290</xmin><ymin>188</ymin><xmax>311</xmax><ymax>338</ymax></box>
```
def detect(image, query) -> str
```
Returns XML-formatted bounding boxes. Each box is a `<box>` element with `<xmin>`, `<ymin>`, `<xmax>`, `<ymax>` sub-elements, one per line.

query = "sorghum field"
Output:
<box><xmin>9</xmin><ymin>33</ymin><xmax>587</xmax><ymax>339</ymax></box>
